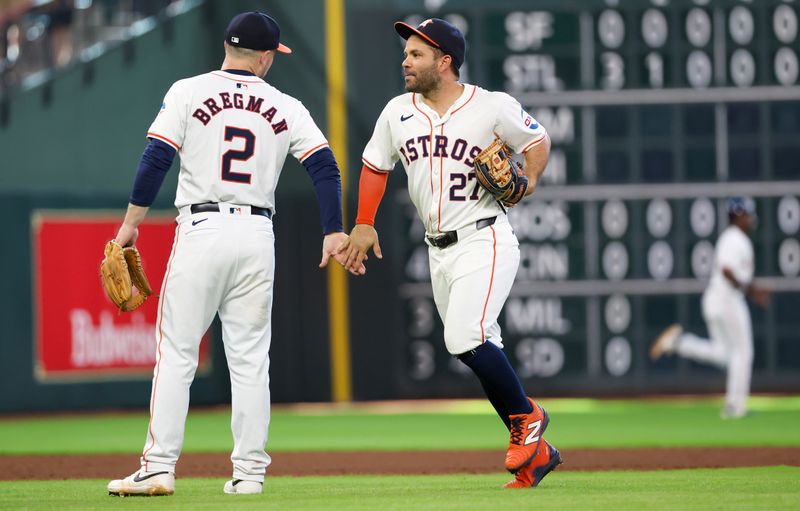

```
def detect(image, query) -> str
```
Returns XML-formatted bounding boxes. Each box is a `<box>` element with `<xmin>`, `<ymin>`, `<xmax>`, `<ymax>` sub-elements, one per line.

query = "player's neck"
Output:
<box><xmin>732</xmin><ymin>222</ymin><xmax>748</xmax><ymax>234</ymax></box>
<box><xmin>421</xmin><ymin>81</ymin><xmax>464</xmax><ymax>117</ymax></box>
<box><xmin>220</xmin><ymin>57</ymin><xmax>259</xmax><ymax>77</ymax></box>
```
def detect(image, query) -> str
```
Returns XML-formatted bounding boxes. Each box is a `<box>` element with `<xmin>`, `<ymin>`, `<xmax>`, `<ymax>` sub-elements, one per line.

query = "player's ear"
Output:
<box><xmin>440</xmin><ymin>54</ymin><xmax>452</xmax><ymax>72</ymax></box>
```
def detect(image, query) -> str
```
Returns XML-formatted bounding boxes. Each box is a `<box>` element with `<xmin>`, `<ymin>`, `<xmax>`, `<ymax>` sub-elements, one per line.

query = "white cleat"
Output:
<box><xmin>224</xmin><ymin>479</ymin><xmax>263</xmax><ymax>494</ymax></box>
<box><xmin>650</xmin><ymin>324</ymin><xmax>683</xmax><ymax>360</ymax></box>
<box><xmin>720</xmin><ymin>404</ymin><xmax>747</xmax><ymax>420</ymax></box>
<box><xmin>107</xmin><ymin>470</ymin><xmax>175</xmax><ymax>496</ymax></box>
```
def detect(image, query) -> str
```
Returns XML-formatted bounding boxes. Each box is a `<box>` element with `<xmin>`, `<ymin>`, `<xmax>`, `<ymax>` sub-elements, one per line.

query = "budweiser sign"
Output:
<box><xmin>32</xmin><ymin>213</ymin><xmax>211</xmax><ymax>381</ymax></box>
<box><xmin>69</xmin><ymin>309</ymin><xmax>156</xmax><ymax>367</ymax></box>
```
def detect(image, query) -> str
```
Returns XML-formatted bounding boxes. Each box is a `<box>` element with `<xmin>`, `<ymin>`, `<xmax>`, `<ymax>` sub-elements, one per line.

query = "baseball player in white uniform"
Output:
<box><xmin>337</xmin><ymin>19</ymin><xmax>560</xmax><ymax>488</ymax></box>
<box><xmin>107</xmin><ymin>12</ymin><xmax>361</xmax><ymax>496</ymax></box>
<box><xmin>650</xmin><ymin>197</ymin><xmax>770</xmax><ymax>419</ymax></box>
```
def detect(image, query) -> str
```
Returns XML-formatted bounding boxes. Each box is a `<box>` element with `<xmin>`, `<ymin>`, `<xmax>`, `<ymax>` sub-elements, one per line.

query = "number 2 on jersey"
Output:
<box><xmin>221</xmin><ymin>126</ymin><xmax>254</xmax><ymax>184</ymax></box>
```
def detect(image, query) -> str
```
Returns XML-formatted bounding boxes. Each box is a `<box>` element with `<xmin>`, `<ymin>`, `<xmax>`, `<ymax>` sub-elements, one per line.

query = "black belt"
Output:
<box><xmin>190</xmin><ymin>202</ymin><xmax>272</xmax><ymax>218</ymax></box>
<box><xmin>426</xmin><ymin>216</ymin><xmax>497</xmax><ymax>249</ymax></box>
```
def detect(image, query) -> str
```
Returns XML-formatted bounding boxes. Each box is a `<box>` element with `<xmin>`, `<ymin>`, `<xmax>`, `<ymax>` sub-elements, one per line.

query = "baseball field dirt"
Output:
<box><xmin>3</xmin><ymin>447</ymin><xmax>799</xmax><ymax>480</ymax></box>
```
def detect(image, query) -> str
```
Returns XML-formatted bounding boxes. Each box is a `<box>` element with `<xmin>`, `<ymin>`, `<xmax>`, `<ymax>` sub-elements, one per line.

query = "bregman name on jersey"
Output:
<box><xmin>191</xmin><ymin>93</ymin><xmax>288</xmax><ymax>135</ymax></box>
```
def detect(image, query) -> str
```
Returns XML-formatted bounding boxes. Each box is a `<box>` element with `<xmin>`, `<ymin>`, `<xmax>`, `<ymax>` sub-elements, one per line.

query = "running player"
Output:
<box><xmin>337</xmin><ymin>18</ymin><xmax>560</xmax><ymax>488</ymax></box>
<box><xmin>650</xmin><ymin>197</ymin><xmax>770</xmax><ymax>419</ymax></box>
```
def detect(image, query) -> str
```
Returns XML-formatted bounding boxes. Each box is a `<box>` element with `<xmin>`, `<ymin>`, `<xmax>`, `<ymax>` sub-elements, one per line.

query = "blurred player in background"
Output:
<box><xmin>650</xmin><ymin>197</ymin><xmax>770</xmax><ymax>419</ymax></box>
<box><xmin>337</xmin><ymin>18</ymin><xmax>559</xmax><ymax>488</ymax></box>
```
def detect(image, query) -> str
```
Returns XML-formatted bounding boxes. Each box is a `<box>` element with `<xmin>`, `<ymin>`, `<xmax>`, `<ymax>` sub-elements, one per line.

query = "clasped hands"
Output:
<box><xmin>320</xmin><ymin>225</ymin><xmax>382</xmax><ymax>276</ymax></box>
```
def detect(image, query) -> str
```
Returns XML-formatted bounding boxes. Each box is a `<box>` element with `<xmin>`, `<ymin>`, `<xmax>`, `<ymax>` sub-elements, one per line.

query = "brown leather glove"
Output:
<box><xmin>100</xmin><ymin>240</ymin><xmax>154</xmax><ymax>312</ymax></box>
<box><xmin>473</xmin><ymin>137</ymin><xmax>529</xmax><ymax>207</ymax></box>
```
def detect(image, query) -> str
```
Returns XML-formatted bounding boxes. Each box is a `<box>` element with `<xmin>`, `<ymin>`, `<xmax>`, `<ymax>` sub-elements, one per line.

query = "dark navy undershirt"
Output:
<box><xmin>304</xmin><ymin>148</ymin><xmax>343</xmax><ymax>234</ymax></box>
<box><xmin>130</xmin><ymin>138</ymin><xmax>175</xmax><ymax>207</ymax></box>
<box><xmin>220</xmin><ymin>69</ymin><xmax>256</xmax><ymax>76</ymax></box>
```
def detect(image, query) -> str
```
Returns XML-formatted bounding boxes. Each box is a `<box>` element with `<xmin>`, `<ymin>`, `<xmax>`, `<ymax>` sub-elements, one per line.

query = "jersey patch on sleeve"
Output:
<box><xmin>520</xmin><ymin>105</ymin><xmax>538</xmax><ymax>129</ymax></box>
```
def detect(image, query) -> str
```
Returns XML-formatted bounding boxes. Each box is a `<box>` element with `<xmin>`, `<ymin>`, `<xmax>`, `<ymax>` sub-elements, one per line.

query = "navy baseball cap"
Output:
<box><xmin>225</xmin><ymin>12</ymin><xmax>291</xmax><ymax>54</ymax></box>
<box><xmin>727</xmin><ymin>197</ymin><xmax>757</xmax><ymax>217</ymax></box>
<box><xmin>394</xmin><ymin>18</ymin><xmax>465</xmax><ymax>69</ymax></box>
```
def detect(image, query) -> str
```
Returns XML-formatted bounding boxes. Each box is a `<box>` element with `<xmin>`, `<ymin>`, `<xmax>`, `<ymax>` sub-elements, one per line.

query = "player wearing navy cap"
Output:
<box><xmin>106</xmin><ymin>11</ymin><xmax>362</xmax><ymax>497</ymax></box>
<box><xmin>225</xmin><ymin>11</ymin><xmax>292</xmax><ymax>53</ymax></box>
<box><xmin>337</xmin><ymin>18</ymin><xmax>560</xmax><ymax>488</ymax></box>
<box><xmin>651</xmin><ymin>197</ymin><xmax>771</xmax><ymax>419</ymax></box>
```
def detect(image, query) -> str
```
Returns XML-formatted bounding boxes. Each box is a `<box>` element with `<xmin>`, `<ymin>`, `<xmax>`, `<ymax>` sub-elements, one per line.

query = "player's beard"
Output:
<box><xmin>405</xmin><ymin>62</ymin><xmax>441</xmax><ymax>95</ymax></box>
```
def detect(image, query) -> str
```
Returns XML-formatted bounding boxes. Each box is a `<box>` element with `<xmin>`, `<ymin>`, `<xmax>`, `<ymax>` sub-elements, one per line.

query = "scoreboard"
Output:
<box><xmin>348</xmin><ymin>0</ymin><xmax>800</xmax><ymax>397</ymax></box>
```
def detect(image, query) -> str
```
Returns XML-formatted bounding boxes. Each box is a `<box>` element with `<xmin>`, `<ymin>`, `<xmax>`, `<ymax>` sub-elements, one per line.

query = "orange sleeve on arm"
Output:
<box><xmin>355</xmin><ymin>164</ymin><xmax>389</xmax><ymax>226</ymax></box>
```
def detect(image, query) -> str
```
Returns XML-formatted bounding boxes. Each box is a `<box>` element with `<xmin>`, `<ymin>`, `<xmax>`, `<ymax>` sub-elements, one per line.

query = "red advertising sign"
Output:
<box><xmin>32</xmin><ymin>212</ymin><xmax>212</xmax><ymax>382</ymax></box>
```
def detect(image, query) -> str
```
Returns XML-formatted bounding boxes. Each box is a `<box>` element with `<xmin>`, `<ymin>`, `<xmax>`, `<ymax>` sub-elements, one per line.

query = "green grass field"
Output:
<box><xmin>1</xmin><ymin>468</ymin><xmax>798</xmax><ymax>511</ymax></box>
<box><xmin>1</xmin><ymin>396</ymin><xmax>798</xmax><ymax>454</ymax></box>
<box><xmin>1</xmin><ymin>396</ymin><xmax>798</xmax><ymax>509</ymax></box>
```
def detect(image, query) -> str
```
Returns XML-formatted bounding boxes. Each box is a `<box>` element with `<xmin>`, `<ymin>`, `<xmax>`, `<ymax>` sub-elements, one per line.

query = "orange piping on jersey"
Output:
<box><xmin>412</xmin><ymin>93</ymin><xmax>436</xmax><ymax>232</ymax></box>
<box><xmin>450</xmin><ymin>85</ymin><xmax>477</xmax><ymax>116</ymax></box>
<box><xmin>211</xmin><ymin>71</ymin><xmax>264</xmax><ymax>83</ymax></box>
<box><xmin>147</xmin><ymin>132</ymin><xmax>180</xmax><ymax>151</ymax></box>
<box><xmin>299</xmin><ymin>142</ymin><xmax>330</xmax><ymax>162</ymax></box>
<box><xmin>143</xmin><ymin>224</ymin><xmax>181</xmax><ymax>471</ymax></box>
<box><xmin>437</xmin><ymin>124</ymin><xmax>444</xmax><ymax>232</ymax></box>
<box><xmin>479</xmin><ymin>225</ymin><xmax>498</xmax><ymax>343</ymax></box>
<box><xmin>362</xmin><ymin>157</ymin><xmax>391</xmax><ymax>173</ymax></box>
<box><xmin>521</xmin><ymin>135</ymin><xmax>546</xmax><ymax>153</ymax></box>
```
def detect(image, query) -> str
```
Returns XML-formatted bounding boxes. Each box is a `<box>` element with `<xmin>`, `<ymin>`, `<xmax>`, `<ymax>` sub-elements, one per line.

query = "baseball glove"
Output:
<box><xmin>473</xmin><ymin>137</ymin><xmax>528</xmax><ymax>207</ymax></box>
<box><xmin>100</xmin><ymin>240</ymin><xmax>154</xmax><ymax>312</ymax></box>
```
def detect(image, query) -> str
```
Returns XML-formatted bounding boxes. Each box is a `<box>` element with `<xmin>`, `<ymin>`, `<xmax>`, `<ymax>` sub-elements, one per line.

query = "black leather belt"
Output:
<box><xmin>427</xmin><ymin>231</ymin><xmax>458</xmax><ymax>249</ymax></box>
<box><xmin>426</xmin><ymin>216</ymin><xmax>497</xmax><ymax>249</ymax></box>
<box><xmin>190</xmin><ymin>202</ymin><xmax>272</xmax><ymax>218</ymax></box>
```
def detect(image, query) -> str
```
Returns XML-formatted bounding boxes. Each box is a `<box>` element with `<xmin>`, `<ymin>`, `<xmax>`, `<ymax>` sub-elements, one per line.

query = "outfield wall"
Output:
<box><xmin>1</xmin><ymin>0</ymin><xmax>798</xmax><ymax>412</ymax></box>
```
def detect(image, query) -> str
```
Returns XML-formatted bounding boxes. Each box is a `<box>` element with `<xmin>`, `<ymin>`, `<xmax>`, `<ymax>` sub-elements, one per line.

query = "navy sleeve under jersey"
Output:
<box><xmin>129</xmin><ymin>138</ymin><xmax>177</xmax><ymax>207</ymax></box>
<box><xmin>302</xmin><ymin>147</ymin><xmax>343</xmax><ymax>234</ymax></box>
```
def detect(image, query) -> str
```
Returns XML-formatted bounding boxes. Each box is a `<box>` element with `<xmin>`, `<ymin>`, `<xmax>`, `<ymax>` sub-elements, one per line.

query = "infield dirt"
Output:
<box><xmin>3</xmin><ymin>447</ymin><xmax>799</xmax><ymax>480</ymax></box>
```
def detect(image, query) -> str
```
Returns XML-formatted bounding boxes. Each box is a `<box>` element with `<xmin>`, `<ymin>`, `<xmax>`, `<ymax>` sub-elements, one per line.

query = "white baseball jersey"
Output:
<box><xmin>148</xmin><ymin>69</ymin><xmax>329</xmax><ymax>211</ymax></box>
<box><xmin>705</xmin><ymin>225</ymin><xmax>754</xmax><ymax>303</ymax></box>
<box><xmin>363</xmin><ymin>84</ymin><xmax>547</xmax><ymax>354</ymax></box>
<box><xmin>362</xmin><ymin>84</ymin><xmax>547</xmax><ymax>235</ymax></box>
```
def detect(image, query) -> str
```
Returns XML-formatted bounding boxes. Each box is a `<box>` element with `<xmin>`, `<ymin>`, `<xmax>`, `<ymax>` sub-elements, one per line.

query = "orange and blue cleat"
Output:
<box><xmin>504</xmin><ymin>439</ymin><xmax>562</xmax><ymax>489</ymax></box>
<box><xmin>504</xmin><ymin>397</ymin><xmax>550</xmax><ymax>473</ymax></box>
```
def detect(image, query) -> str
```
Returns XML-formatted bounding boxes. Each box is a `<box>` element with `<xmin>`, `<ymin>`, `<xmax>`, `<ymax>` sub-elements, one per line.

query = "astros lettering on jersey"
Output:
<box><xmin>362</xmin><ymin>84</ymin><xmax>546</xmax><ymax>234</ymax></box>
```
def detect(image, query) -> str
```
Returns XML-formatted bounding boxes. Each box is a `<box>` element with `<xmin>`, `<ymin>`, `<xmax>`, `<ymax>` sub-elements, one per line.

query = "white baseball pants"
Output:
<box><xmin>677</xmin><ymin>294</ymin><xmax>753</xmax><ymax>415</ymax></box>
<box><xmin>428</xmin><ymin>215</ymin><xmax>520</xmax><ymax>355</ymax></box>
<box><xmin>139</xmin><ymin>208</ymin><xmax>275</xmax><ymax>483</ymax></box>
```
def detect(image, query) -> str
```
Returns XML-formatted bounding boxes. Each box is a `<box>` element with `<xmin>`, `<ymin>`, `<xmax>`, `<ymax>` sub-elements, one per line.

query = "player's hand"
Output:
<box><xmin>321</xmin><ymin>232</ymin><xmax>366</xmax><ymax>275</ymax></box>
<box><xmin>336</xmin><ymin>224</ymin><xmax>382</xmax><ymax>274</ymax></box>
<box><xmin>523</xmin><ymin>174</ymin><xmax>540</xmax><ymax>197</ymax></box>
<box><xmin>114</xmin><ymin>223</ymin><xmax>139</xmax><ymax>247</ymax></box>
<box><xmin>749</xmin><ymin>286</ymin><xmax>771</xmax><ymax>307</ymax></box>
